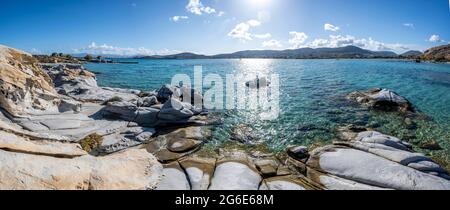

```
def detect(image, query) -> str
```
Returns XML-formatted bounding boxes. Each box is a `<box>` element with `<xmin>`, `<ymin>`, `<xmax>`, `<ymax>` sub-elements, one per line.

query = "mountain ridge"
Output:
<box><xmin>137</xmin><ymin>46</ymin><xmax>400</xmax><ymax>59</ymax></box>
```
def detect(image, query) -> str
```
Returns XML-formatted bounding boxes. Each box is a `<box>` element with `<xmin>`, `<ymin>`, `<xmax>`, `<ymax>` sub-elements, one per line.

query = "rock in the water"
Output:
<box><xmin>307</xmin><ymin>145</ymin><xmax>450</xmax><ymax>190</ymax></box>
<box><xmin>155</xmin><ymin>162</ymin><xmax>190</xmax><ymax>190</ymax></box>
<box><xmin>179</xmin><ymin>157</ymin><xmax>216</xmax><ymax>190</ymax></box>
<box><xmin>230</xmin><ymin>124</ymin><xmax>258</xmax><ymax>144</ymax></box>
<box><xmin>419</xmin><ymin>140</ymin><xmax>442</xmax><ymax>151</ymax></box>
<box><xmin>347</xmin><ymin>88</ymin><xmax>414</xmax><ymax>113</ymax></box>
<box><xmin>209</xmin><ymin>161</ymin><xmax>262</xmax><ymax>190</ymax></box>
<box><xmin>0</xmin><ymin>149</ymin><xmax>163</xmax><ymax>190</ymax></box>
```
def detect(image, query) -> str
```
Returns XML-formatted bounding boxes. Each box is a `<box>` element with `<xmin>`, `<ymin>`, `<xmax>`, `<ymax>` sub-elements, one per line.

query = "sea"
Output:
<box><xmin>86</xmin><ymin>59</ymin><xmax>450</xmax><ymax>165</ymax></box>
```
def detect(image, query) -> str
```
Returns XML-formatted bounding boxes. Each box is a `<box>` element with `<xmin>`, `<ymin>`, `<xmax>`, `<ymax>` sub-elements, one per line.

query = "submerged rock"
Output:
<box><xmin>347</xmin><ymin>88</ymin><xmax>414</xmax><ymax>113</ymax></box>
<box><xmin>146</xmin><ymin>126</ymin><xmax>210</xmax><ymax>162</ymax></box>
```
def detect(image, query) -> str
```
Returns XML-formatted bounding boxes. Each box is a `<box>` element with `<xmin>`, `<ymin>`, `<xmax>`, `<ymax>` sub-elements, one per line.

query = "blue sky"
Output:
<box><xmin>0</xmin><ymin>0</ymin><xmax>449</xmax><ymax>55</ymax></box>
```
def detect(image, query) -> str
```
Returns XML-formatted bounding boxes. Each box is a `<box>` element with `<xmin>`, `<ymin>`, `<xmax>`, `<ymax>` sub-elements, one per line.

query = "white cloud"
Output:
<box><xmin>304</xmin><ymin>35</ymin><xmax>410</xmax><ymax>52</ymax></box>
<box><xmin>171</xmin><ymin>16</ymin><xmax>189</xmax><ymax>22</ymax></box>
<box><xmin>247</xmin><ymin>19</ymin><xmax>261</xmax><ymax>27</ymax></box>
<box><xmin>228</xmin><ymin>20</ymin><xmax>264</xmax><ymax>41</ymax></box>
<box><xmin>289</xmin><ymin>31</ymin><xmax>308</xmax><ymax>48</ymax></box>
<box><xmin>186</xmin><ymin>0</ymin><xmax>216</xmax><ymax>15</ymax></box>
<box><xmin>228</xmin><ymin>23</ymin><xmax>252</xmax><ymax>41</ymax></box>
<box><xmin>217</xmin><ymin>11</ymin><xmax>225</xmax><ymax>17</ymax></box>
<box><xmin>254</xmin><ymin>33</ymin><xmax>272</xmax><ymax>39</ymax></box>
<box><xmin>324</xmin><ymin>23</ymin><xmax>340</xmax><ymax>32</ymax></box>
<box><xmin>429</xmin><ymin>34</ymin><xmax>444</xmax><ymax>42</ymax></box>
<box><xmin>262</xmin><ymin>39</ymin><xmax>283</xmax><ymax>48</ymax></box>
<box><xmin>403</xmin><ymin>23</ymin><xmax>414</xmax><ymax>29</ymax></box>
<box><xmin>75</xmin><ymin>42</ymin><xmax>178</xmax><ymax>56</ymax></box>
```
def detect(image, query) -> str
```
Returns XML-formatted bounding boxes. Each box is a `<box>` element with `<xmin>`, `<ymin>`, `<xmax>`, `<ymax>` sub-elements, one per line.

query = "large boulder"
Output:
<box><xmin>337</xmin><ymin>131</ymin><xmax>449</xmax><ymax>179</ymax></box>
<box><xmin>0</xmin><ymin>148</ymin><xmax>163</xmax><ymax>190</ymax></box>
<box><xmin>306</xmin><ymin>145</ymin><xmax>450</xmax><ymax>190</ymax></box>
<box><xmin>347</xmin><ymin>88</ymin><xmax>414</xmax><ymax>113</ymax></box>
<box><xmin>0</xmin><ymin>45</ymin><xmax>62</xmax><ymax>116</ymax></box>
<box><xmin>209</xmin><ymin>161</ymin><xmax>262</xmax><ymax>190</ymax></box>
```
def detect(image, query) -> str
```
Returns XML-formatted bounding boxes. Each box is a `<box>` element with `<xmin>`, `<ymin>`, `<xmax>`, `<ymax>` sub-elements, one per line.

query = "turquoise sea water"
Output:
<box><xmin>86</xmin><ymin>59</ymin><xmax>450</xmax><ymax>165</ymax></box>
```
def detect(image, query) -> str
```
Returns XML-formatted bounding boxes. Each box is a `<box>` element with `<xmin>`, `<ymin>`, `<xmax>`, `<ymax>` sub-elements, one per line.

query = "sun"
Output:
<box><xmin>248</xmin><ymin>0</ymin><xmax>271</xmax><ymax>7</ymax></box>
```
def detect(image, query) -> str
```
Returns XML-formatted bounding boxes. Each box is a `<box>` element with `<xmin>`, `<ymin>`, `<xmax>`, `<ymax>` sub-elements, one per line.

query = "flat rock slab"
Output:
<box><xmin>0</xmin><ymin>149</ymin><xmax>163</xmax><ymax>190</ymax></box>
<box><xmin>155</xmin><ymin>162</ymin><xmax>190</xmax><ymax>190</ymax></box>
<box><xmin>0</xmin><ymin>131</ymin><xmax>87</xmax><ymax>158</ymax></box>
<box><xmin>209</xmin><ymin>161</ymin><xmax>262</xmax><ymax>190</ymax></box>
<box><xmin>307</xmin><ymin>147</ymin><xmax>450</xmax><ymax>190</ymax></box>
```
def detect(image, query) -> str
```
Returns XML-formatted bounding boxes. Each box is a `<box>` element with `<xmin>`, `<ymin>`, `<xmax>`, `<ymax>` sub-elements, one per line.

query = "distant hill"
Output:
<box><xmin>137</xmin><ymin>46</ymin><xmax>399</xmax><ymax>59</ymax></box>
<box><xmin>400</xmin><ymin>50</ymin><xmax>423</xmax><ymax>58</ymax></box>
<box><xmin>421</xmin><ymin>44</ymin><xmax>450</xmax><ymax>62</ymax></box>
<box><xmin>142</xmin><ymin>52</ymin><xmax>209</xmax><ymax>59</ymax></box>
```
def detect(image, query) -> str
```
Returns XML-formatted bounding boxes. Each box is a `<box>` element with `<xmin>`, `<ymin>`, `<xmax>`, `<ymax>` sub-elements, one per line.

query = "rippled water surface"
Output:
<box><xmin>86</xmin><ymin>59</ymin><xmax>450</xmax><ymax>165</ymax></box>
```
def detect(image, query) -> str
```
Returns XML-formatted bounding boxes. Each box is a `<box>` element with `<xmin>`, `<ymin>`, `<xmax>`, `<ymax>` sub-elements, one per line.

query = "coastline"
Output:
<box><xmin>1</xmin><ymin>44</ymin><xmax>450</xmax><ymax>190</ymax></box>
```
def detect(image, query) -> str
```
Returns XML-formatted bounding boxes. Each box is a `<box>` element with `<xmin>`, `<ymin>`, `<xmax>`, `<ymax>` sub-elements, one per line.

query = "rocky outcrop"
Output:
<box><xmin>41</xmin><ymin>64</ymin><xmax>140</xmax><ymax>103</ymax></box>
<box><xmin>301</xmin><ymin>131</ymin><xmax>450</xmax><ymax>190</ymax></box>
<box><xmin>421</xmin><ymin>44</ymin><xmax>450</xmax><ymax>62</ymax></box>
<box><xmin>0</xmin><ymin>45</ymin><xmax>75</xmax><ymax>117</ymax></box>
<box><xmin>347</xmin><ymin>88</ymin><xmax>414</xmax><ymax>113</ymax></box>
<box><xmin>0</xmin><ymin>148</ymin><xmax>163</xmax><ymax>190</ymax></box>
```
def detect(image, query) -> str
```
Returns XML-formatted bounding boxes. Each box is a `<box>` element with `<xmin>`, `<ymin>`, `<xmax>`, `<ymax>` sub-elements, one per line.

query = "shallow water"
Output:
<box><xmin>86</xmin><ymin>59</ymin><xmax>450</xmax><ymax>165</ymax></box>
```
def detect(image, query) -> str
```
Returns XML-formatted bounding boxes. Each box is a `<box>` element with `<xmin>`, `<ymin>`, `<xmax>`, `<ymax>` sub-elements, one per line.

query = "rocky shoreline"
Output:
<box><xmin>1</xmin><ymin>44</ymin><xmax>450</xmax><ymax>190</ymax></box>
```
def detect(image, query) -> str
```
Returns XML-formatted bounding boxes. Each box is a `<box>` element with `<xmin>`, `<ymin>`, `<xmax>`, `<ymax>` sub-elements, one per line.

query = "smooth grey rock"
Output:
<box><xmin>347</xmin><ymin>88</ymin><xmax>414</xmax><ymax>113</ymax></box>
<box><xmin>308</xmin><ymin>147</ymin><xmax>450</xmax><ymax>190</ymax></box>
<box><xmin>158</xmin><ymin>98</ymin><xmax>194</xmax><ymax>121</ymax></box>
<box><xmin>355</xmin><ymin>131</ymin><xmax>412</xmax><ymax>151</ymax></box>
<box><xmin>179</xmin><ymin>158</ymin><xmax>216</xmax><ymax>190</ymax></box>
<box><xmin>137</xmin><ymin>96</ymin><xmax>158</xmax><ymax>107</ymax></box>
<box><xmin>156</xmin><ymin>162</ymin><xmax>190</xmax><ymax>190</ymax></box>
<box><xmin>209</xmin><ymin>162</ymin><xmax>262</xmax><ymax>190</ymax></box>
<box><xmin>103</xmin><ymin>101</ymin><xmax>159</xmax><ymax>126</ymax></box>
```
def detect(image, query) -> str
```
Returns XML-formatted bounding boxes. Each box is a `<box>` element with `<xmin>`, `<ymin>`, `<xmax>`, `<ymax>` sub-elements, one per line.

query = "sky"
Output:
<box><xmin>0</xmin><ymin>0</ymin><xmax>449</xmax><ymax>55</ymax></box>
